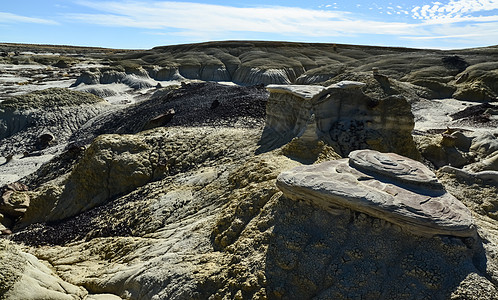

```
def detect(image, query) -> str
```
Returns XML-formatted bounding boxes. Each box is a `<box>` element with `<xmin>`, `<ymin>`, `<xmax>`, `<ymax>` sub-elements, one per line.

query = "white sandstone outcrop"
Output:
<box><xmin>277</xmin><ymin>149</ymin><xmax>475</xmax><ymax>237</ymax></box>
<box><xmin>0</xmin><ymin>240</ymin><xmax>87</xmax><ymax>299</ymax></box>
<box><xmin>260</xmin><ymin>81</ymin><xmax>419</xmax><ymax>158</ymax></box>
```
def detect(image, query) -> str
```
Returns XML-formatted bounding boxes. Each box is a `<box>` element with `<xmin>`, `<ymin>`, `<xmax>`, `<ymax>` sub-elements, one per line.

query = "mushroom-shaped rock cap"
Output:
<box><xmin>266</xmin><ymin>85</ymin><xmax>325</xmax><ymax>100</ymax></box>
<box><xmin>327</xmin><ymin>80</ymin><xmax>366</xmax><ymax>89</ymax></box>
<box><xmin>348</xmin><ymin>150</ymin><xmax>443</xmax><ymax>189</ymax></box>
<box><xmin>277</xmin><ymin>150</ymin><xmax>475</xmax><ymax>237</ymax></box>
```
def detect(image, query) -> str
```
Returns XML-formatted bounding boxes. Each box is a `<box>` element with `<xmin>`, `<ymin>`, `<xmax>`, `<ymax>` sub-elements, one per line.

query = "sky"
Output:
<box><xmin>1</xmin><ymin>0</ymin><xmax>497</xmax><ymax>50</ymax></box>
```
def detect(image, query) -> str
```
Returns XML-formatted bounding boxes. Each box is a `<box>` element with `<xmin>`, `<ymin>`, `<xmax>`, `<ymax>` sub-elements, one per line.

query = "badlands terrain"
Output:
<box><xmin>0</xmin><ymin>41</ymin><xmax>498</xmax><ymax>299</ymax></box>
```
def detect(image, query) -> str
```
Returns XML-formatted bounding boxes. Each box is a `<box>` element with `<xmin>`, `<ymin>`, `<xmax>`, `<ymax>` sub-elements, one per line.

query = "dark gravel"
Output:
<box><xmin>450</xmin><ymin>103</ymin><xmax>497</xmax><ymax>120</ymax></box>
<box><xmin>450</xmin><ymin>102</ymin><xmax>498</xmax><ymax>127</ymax></box>
<box><xmin>70</xmin><ymin>82</ymin><xmax>268</xmax><ymax>144</ymax></box>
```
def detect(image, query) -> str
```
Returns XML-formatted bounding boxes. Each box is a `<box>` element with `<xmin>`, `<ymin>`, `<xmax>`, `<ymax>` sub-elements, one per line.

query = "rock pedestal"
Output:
<box><xmin>277</xmin><ymin>149</ymin><xmax>475</xmax><ymax>237</ymax></box>
<box><xmin>260</xmin><ymin>81</ymin><xmax>419</xmax><ymax>159</ymax></box>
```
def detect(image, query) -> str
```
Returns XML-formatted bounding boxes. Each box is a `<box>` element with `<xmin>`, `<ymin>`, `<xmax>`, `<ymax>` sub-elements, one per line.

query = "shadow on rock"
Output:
<box><xmin>264</xmin><ymin>195</ymin><xmax>492</xmax><ymax>299</ymax></box>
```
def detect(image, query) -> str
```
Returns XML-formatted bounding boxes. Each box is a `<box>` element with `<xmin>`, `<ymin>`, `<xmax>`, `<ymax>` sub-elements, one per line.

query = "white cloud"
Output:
<box><xmin>63</xmin><ymin>1</ymin><xmax>498</xmax><ymax>48</ymax></box>
<box><xmin>401</xmin><ymin>21</ymin><xmax>498</xmax><ymax>48</ymax></box>
<box><xmin>0</xmin><ymin>12</ymin><xmax>58</xmax><ymax>25</ymax></box>
<box><xmin>413</xmin><ymin>0</ymin><xmax>498</xmax><ymax>21</ymax></box>
<box><xmin>68</xmin><ymin>1</ymin><xmax>418</xmax><ymax>37</ymax></box>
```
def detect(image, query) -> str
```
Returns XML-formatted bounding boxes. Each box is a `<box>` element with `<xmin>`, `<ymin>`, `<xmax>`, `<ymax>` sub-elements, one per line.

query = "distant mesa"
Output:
<box><xmin>277</xmin><ymin>149</ymin><xmax>475</xmax><ymax>238</ymax></box>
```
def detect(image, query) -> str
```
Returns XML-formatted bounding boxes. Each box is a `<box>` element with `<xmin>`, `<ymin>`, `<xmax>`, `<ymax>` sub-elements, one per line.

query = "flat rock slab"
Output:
<box><xmin>349</xmin><ymin>150</ymin><xmax>442</xmax><ymax>189</ymax></box>
<box><xmin>266</xmin><ymin>85</ymin><xmax>325</xmax><ymax>100</ymax></box>
<box><xmin>328</xmin><ymin>80</ymin><xmax>366</xmax><ymax>89</ymax></box>
<box><xmin>277</xmin><ymin>150</ymin><xmax>475</xmax><ymax>237</ymax></box>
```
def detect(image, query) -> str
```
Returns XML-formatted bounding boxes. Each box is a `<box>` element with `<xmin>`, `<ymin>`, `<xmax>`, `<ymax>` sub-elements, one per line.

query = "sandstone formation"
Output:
<box><xmin>2</xmin><ymin>42</ymin><xmax>498</xmax><ymax>101</ymax></box>
<box><xmin>277</xmin><ymin>149</ymin><xmax>475</xmax><ymax>237</ymax></box>
<box><xmin>259</xmin><ymin>85</ymin><xmax>324</xmax><ymax>151</ymax></box>
<box><xmin>260</xmin><ymin>81</ymin><xmax>419</xmax><ymax>159</ymax></box>
<box><xmin>7</xmin><ymin>135</ymin><xmax>495</xmax><ymax>299</ymax></box>
<box><xmin>0</xmin><ymin>183</ymin><xmax>30</xmax><ymax>220</ymax></box>
<box><xmin>109</xmin><ymin>42</ymin><xmax>498</xmax><ymax>101</ymax></box>
<box><xmin>453</xmin><ymin>62</ymin><xmax>498</xmax><ymax>102</ymax></box>
<box><xmin>0</xmin><ymin>88</ymin><xmax>109</xmax><ymax>157</ymax></box>
<box><xmin>71</xmin><ymin>70</ymin><xmax>157</xmax><ymax>90</ymax></box>
<box><xmin>0</xmin><ymin>239</ymin><xmax>87</xmax><ymax>300</ymax></box>
<box><xmin>18</xmin><ymin>126</ymin><xmax>267</xmax><ymax>226</ymax></box>
<box><xmin>415</xmin><ymin>127</ymin><xmax>498</xmax><ymax>172</ymax></box>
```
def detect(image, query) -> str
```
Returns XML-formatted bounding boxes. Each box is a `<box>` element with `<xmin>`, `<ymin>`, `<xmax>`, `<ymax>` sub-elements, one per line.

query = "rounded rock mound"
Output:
<box><xmin>277</xmin><ymin>149</ymin><xmax>475</xmax><ymax>237</ymax></box>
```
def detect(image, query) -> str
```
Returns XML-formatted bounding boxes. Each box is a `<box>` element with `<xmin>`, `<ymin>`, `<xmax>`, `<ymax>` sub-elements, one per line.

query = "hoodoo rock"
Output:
<box><xmin>277</xmin><ymin>149</ymin><xmax>475</xmax><ymax>237</ymax></box>
<box><xmin>260</xmin><ymin>81</ymin><xmax>420</xmax><ymax>159</ymax></box>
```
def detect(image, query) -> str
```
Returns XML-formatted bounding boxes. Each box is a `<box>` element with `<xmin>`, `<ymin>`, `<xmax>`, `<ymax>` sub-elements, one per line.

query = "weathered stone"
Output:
<box><xmin>348</xmin><ymin>149</ymin><xmax>442</xmax><ymax>189</ymax></box>
<box><xmin>461</xmin><ymin>132</ymin><xmax>498</xmax><ymax>172</ymax></box>
<box><xmin>0</xmin><ymin>88</ymin><xmax>109</xmax><ymax>157</ymax></box>
<box><xmin>99</xmin><ymin>70</ymin><xmax>127</xmax><ymax>84</ymax></box>
<box><xmin>454</xmin><ymin>82</ymin><xmax>496</xmax><ymax>102</ymax></box>
<box><xmin>260</xmin><ymin>81</ymin><xmax>420</xmax><ymax>159</ymax></box>
<box><xmin>277</xmin><ymin>149</ymin><xmax>475</xmax><ymax>237</ymax></box>
<box><xmin>415</xmin><ymin>132</ymin><xmax>472</xmax><ymax>169</ymax></box>
<box><xmin>465</xmin><ymin>151</ymin><xmax>498</xmax><ymax>172</ymax></box>
<box><xmin>258</xmin><ymin>85</ymin><xmax>319</xmax><ymax>152</ymax></box>
<box><xmin>0</xmin><ymin>212</ymin><xmax>13</xmax><ymax>233</ymax></box>
<box><xmin>22</xmin><ymin>134</ymin><xmax>153</xmax><ymax>225</ymax></box>
<box><xmin>0</xmin><ymin>183</ymin><xmax>30</xmax><ymax>217</ymax></box>
<box><xmin>313</xmin><ymin>82</ymin><xmax>418</xmax><ymax>158</ymax></box>
<box><xmin>141</xmin><ymin>108</ymin><xmax>175</xmax><ymax>131</ymax></box>
<box><xmin>266</xmin><ymin>84</ymin><xmax>325</xmax><ymax>100</ymax></box>
<box><xmin>233</xmin><ymin>66</ymin><xmax>304</xmax><ymax>85</ymax></box>
<box><xmin>0</xmin><ymin>240</ymin><xmax>87</xmax><ymax>299</ymax></box>
<box><xmin>452</xmin><ymin>61</ymin><xmax>498</xmax><ymax>102</ymax></box>
<box><xmin>440</xmin><ymin>166</ymin><xmax>498</xmax><ymax>186</ymax></box>
<box><xmin>37</xmin><ymin>133</ymin><xmax>55</xmax><ymax>150</ymax></box>
<box><xmin>4</xmin><ymin>42</ymin><xmax>498</xmax><ymax>300</ymax></box>
<box><xmin>70</xmin><ymin>71</ymin><xmax>100</xmax><ymax>87</ymax></box>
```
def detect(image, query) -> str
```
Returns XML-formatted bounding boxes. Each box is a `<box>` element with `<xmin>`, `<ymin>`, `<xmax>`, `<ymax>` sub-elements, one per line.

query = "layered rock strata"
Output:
<box><xmin>0</xmin><ymin>88</ymin><xmax>109</xmax><ymax>156</ymax></box>
<box><xmin>71</xmin><ymin>64</ymin><xmax>301</xmax><ymax>87</ymax></box>
<box><xmin>277</xmin><ymin>149</ymin><xmax>475</xmax><ymax>237</ymax></box>
<box><xmin>71</xmin><ymin>70</ymin><xmax>158</xmax><ymax>90</ymax></box>
<box><xmin>260</xmin><ymin>82</ymin><xmax>419</xmax><ymax>158</ymax></box>
<box><xmin>259</xmin><ymin>85</ymin><xmax>324</xmax><ymax>151</ymax></box>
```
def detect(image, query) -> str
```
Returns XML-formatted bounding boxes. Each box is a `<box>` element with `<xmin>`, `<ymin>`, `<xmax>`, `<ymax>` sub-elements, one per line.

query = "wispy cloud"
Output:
<box><xmin>401</xmin><ymin>21</ymin><xmax>498</xmax><ymax>47</ymax></box>
<box><xmin>412</xmin><ymin>0</ymin><xmax>498</xmax><ymax>21</ymax></box>
<box><xmin>66</xmin><ymin>1</ymin><xmax>498</xmax><ymax>48</ymax></box>
<box><xmin>68</xmin><ymin>1</ymin><xmax>418</xmax><ymax>37</ymax></box>
<box><xmin>401</xmin><ymin>0</ymin><xmax>498</xmax><ymax>46</ymax></box>
<box><xmin>0</xmin><ymin>12</ymin><xmax>58</xmax><ymax>25</ymax></box>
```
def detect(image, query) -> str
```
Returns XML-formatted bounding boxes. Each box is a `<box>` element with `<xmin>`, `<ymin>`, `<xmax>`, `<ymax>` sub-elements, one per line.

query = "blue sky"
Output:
<box><xmin>1</xmin><ymin>0</ymin><xmax>497</xmax><ymax>49</ymax></box>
